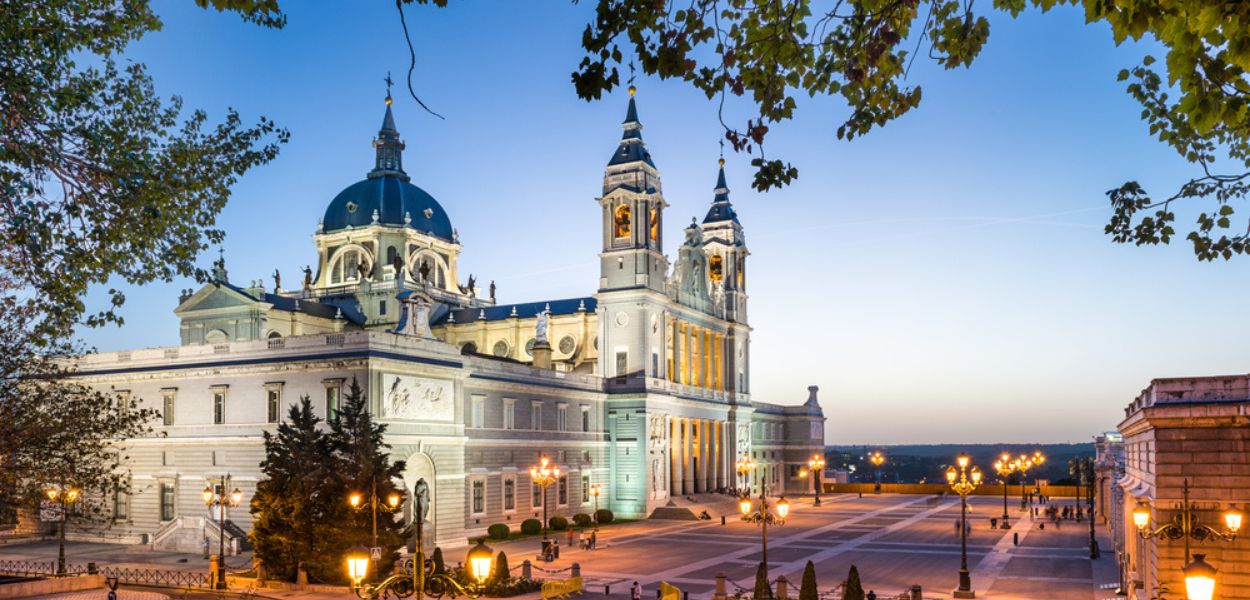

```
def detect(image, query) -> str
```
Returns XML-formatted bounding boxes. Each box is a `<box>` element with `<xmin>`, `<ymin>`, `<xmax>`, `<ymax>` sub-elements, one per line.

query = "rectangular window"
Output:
<box><xmin>379</xmin><ymin>300</ymin><xmax>387</xmax><ymax>315</ymax></box>
<box><xmin>652</xmin><ymin>352</ymin><xmax>659</xmax><ymax>377</ymax></box>
<box><xmin>162</xmin><ymin>389</ymin><xmax>176</xmax><ymax>426</ymax></box>
<box><xmin>615</xmin><ymin>352</ymin><xmax>627</xmax><ymax>376</ymax></box>
<box><xmin>212</xmin><ymin>388</ymin><xmax>227</xmax><ymax>424</ymax></box>
<box><xmin>532</xmin><ymin>482</ymin><xmax>543</xmax><ymax>508</ymax></box>
<box><xmin>115</xmin><ymin>390</ymin><xmax>130</xmax><ymax>414</ymax></box>
<box><xmin>159</xmin><ymin>483</ymin><xmax>175</xmax><ymax>521</ymax></box>
<box><xmin>324</xmin><ymin>380</ymin><xmax>343</xmax><ymax>423</ymax></box>
<box><xmin>503</xmin><ymin>477</ymin><xmax>515</xmax><ymax>511</ymax></box>
<box><xmin>581</xmin><ymin>476</ymin><xmax>590</xmax><ymax>503</ymax></box>
<box><xmin>531</xmin><ymin>402</ymin><xmax>542</xmax><ymax>430</ymax></box>
<box><xmin>471</xmin><ymin>395</ymin><xmax>485</xmax><ymax>428</ymax></box>
<box><xmin>504</xmin><ymin>399</ymin><xmax>516</xmax><ymax>430</ymax></box>
<box><xmin>265</xmin><ymin>382</ymin><xmax>284</xmax><ymax>424</ymax></box>
<box><xmin>557</xmin><ymin>475</ymin><xmax>568</xmax><ymax>506</ymax></box>
<box><xmin>581</xmin><ymin>407</ymin><xmax>590</xmax><ymax>432</ymax></box>
<box><xmin>557</xmin><ymin>406</ymin><xmax>567</xmax><ymax>432</ymax></box>
<box><xmin>471</xmin><ymin>480</ymin><xmax>485</xmax><ymax>515</ymax></box>
<box><xmin>113</xmin><ymin>488</ymin><xmax>128</xmax><ymax>520</ymax></box>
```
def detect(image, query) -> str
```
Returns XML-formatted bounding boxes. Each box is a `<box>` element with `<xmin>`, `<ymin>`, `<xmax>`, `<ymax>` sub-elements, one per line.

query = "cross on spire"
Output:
<box><xmin>384</xmin><ymin>72</ymin><xmax>394</xmax><ymax>105</ymax></box>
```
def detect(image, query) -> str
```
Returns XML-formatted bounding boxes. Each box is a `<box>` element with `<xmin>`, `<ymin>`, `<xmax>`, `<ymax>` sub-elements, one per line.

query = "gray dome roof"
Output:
<box><xmin>322</xmin><ymin>175</ymin><xmax>454</xmax><ymax>242</ymax></box>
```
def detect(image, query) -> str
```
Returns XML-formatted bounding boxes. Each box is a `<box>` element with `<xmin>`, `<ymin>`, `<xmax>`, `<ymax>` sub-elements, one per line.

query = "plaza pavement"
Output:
<box><xmin>1</xmin><ymin>493</ymin><xmax>1118</xmax><ymax>599</ymax></box>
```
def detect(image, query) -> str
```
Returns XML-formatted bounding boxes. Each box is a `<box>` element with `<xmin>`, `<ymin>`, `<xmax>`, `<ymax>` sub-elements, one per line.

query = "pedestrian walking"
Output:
<box><xmin>954</xmin><ymin>519</ymin><xmax>960</xmax><ymax>532</ymax></box>
<box><xmin>568</xmin><ymin>528</ymin><xmax>575</xmax><ymax>547</ymax></box>
<box><xmin>590</xmin><ymin>530</ymin><xmax>598</xmax><ymax>549</ymax></box>
<box><xmin>867</xmin><ymin>591</ymin><xmax>877</xmax><ymax>600</ymax></box>
<box><xmin>631</xmin><ymin>581</ymin><xmax>642</xmax><ymax>600</ymax></box>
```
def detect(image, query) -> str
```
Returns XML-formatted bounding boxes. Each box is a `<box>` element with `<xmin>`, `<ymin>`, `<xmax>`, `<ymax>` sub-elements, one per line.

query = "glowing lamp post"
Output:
<box><xmin>993</xmin><ymin>453</ymin><xmax>1013</xmax><ymax>527</ymax></box>
<box><xmin>44</xmin><ymin>485</ymin><xmax>80</xmax><ymax>575</ymax></box>
<box><xmin>736</xmin><ymin>454</ymin><xmax>756</xmax><ymax>495</ymax></box>
<box><xmin>346</xmin><ymin>545</ymin><xmax>371</xmax><ymax>591</ymax></box>
<box><xmin>348</xmin><ymin>476</ymin><xmax>402</xmax><ymax>576</ymax></box>
<box><xmin>467</xmin><ymin>539</ymin><xmax>495</xmax><ymax>584</ymax></box>
<box><xmin>869</xmin><ymin>451</ymin><xmax>885</xmax><ymax>493</ymax></box>
<box><xmin>202</xmin><ymin>477</ymin><xmax>244</xmax><ymax>590</ymax></box>
<box><xmin>739</xmin><ymin>486</ymin><xmax>788</xmax><ymax>578</ymax></box>
<box><xmin>530</xmin><ymin>456</ymin><xmax>560</xmax><ymax>540</ymax></box>
<box><xmin>947</xmin><ymin>454</ymin><xmax>982</xmax><ymax>598</ymax></box>
<box><xmin>1131</xmin><ymin>479</ymin><xmax>1242</xmax><ymax>600</ymax></box>
<box><xmin>807</xmin><ymin>454</ymin><xmax>826</xmax><ymax>505</ymax></box>
<box><xmin>589</xmin><ymin>484</ymin><xmax>603</xmax><ymax>530</ymax></box>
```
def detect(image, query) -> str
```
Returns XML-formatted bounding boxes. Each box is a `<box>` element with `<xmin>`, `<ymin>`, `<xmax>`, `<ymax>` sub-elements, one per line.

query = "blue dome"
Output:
<box><xmin>322</xmin><ymin>175</ymin><xmax>454</xmax><ymax>242</ymax></box>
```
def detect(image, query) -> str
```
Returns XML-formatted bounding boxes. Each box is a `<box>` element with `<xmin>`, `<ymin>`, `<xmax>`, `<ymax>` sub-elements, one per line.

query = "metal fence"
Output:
<box><xmin>0</xmin><ymin>559</ymin><xmax>210</xmax><ymax>589</ymax></box>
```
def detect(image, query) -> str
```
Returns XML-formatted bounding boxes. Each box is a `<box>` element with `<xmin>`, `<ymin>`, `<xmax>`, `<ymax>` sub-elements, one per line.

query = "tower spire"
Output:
<box><xmin>704</xmin><ymin>158</ymin><xmax>737</xmax><ymax>224</ymax></box>
<box><xmin>371</xmin><ymin>77</ymin><xmax>408</xmax><ymax>181</ymax></box>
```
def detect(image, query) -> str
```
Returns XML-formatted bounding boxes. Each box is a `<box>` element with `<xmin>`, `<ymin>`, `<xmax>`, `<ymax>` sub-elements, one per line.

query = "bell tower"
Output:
<box><xmin>701</xmin><ymin>160</ymin><xmax>749</xmax><ymax>324</ymax></box>
<box><xmin>597</xmin><ymin>86</ymin><xmax>668</xmax><ymax>293</ymax></box>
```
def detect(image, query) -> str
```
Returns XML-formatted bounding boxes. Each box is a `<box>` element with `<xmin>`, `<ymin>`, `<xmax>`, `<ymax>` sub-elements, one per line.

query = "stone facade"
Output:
<box><xmin>1112</xmin><ymin>374</ymin><xmax>1250</xmax><ymax>599</ymax></box>
<box><xmin>61</xmin><ymin>90</ymin><xmax>825</xmax><ymax>552</ymax></box>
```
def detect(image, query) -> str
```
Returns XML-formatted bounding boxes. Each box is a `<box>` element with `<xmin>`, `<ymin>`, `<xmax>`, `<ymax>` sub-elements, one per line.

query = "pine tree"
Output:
<box><xmin>843</xmin><ymin>565</ymin><xmax>865</xmax><ymax>600</ymax></box>
<box><xmin>799</xmin><ymin>561</ymin><xmax>818</xmax><ymax>600</ymax></box>
<box><xmin>330</xmin><ymin>378</ymin><xmax>412</xmax><ymax>575</ymax></box>
<box><xmin>492</xmin><ymin>550</ymin><xmax>510</xmax><ymax>583</ymax></box>
<box><xmin>432</xmin><ymin>547</ymin><xmax>447</xmax><ymax>575</ymax></box>
<box><xmin>753</xmin><ymin>563</ymin><xmax>772</xmax><ymax>599</ymax></box>
<box><xmin>250</xmin><ymin>397</ymin><xmax>339</xmax><ymax>582</ymax></box>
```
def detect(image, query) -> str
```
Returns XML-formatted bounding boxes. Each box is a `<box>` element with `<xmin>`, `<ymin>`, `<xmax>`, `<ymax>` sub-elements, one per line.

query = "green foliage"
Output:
<box><xmin>594</xmin><ymin>509</ymin><xmax>614</xmax><ymax>524</ymax></box>
<box><xmin>753</xmin><ymin>562</ymin><xmax>771</xmax><ymax>600</ymax></box>
<box><xmin>843</xmin><ymin>565</ymin><xmax>865</xmax><ymax>600</ymax></box>
<box><xmin>521</xmin><ymin>518</ymin><xmax>542</xmax><ymax>535</ymax></box>
<box><xmin>491</xmin><ymin>550</ymin><xmax>510</xmax><ymax>583</ymax></box>
<box><xmin>549</xmin><ymin>515</ymin><xmax>569</xmax><ymax>531</ymax></box>
<box><xmin>799</xmin><ymin>561</ymin><xmax>818</xmax><ymax>600</ymax></box>
<box><xmin>249</xmin><ymin>379</ymin><xmax>410</xmax><ymax>583</ymax></box>
<box><xmin>432</xmin><ymin>547</ymin><xmax>447</xmax><ymax>575</ymax></box>
<box><xmin>572</xmin><ymin>513</ymin><xmax>592</xmax><ymax>527</ymax></box>
<box><xmin>487</xmin><ymin>523</ymin><xmax>511</xmax><ymax>540</ymax></box>
<box><xmin>1</xmin><ymin>0</ymin><xmax>288</xmax><ymax>345</ymax></box>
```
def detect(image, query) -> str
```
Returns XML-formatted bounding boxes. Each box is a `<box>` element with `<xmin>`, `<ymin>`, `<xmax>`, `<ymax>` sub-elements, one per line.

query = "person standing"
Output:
<box><xmin>631</xmin><ymin>581</ymin><xmax>642</xmax><ymax>600</ymax></box>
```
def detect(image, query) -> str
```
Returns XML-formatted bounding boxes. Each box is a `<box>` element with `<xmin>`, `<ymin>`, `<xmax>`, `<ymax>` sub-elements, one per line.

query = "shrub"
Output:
<box><xmin>843</xmin><ymin>565</ymin><xmax>864</xmax><ymax>600</ymax></box>
<box><xmin>487</xmin><ymin>523</ymin><xmax>510</xmax><ymax>540</ymax></box>
<box><xmin>594</xmin><ymin>509</ymin><xmax>614</xmax><ymax>524</ymax></box>
<box><xmin>549</xmin><ymin>516</ymin><xmax>569</xmax><ymax>531</ymax></box>
<box><xmin>520</xmin><ymin>518</ymin><xmax>542</xmax><ymax>535</ymax></box>
<box><xmin>432</xmin><ymin>547</ymin><xmax>447</xmax><ymax>575</ymax></box>
<box><xmin>572</xmin><ymin>513</ymin><xmax>592</xmax><ymax>527</ymax></box>
<box><xmin>753</xmin><ymin>562</ymin><xmax>771</xmax><ymax>599</ymax></box>
<box><xmin>799</xmin><ymin>560</ymin><xmax>818</xmax><ymax>600</ymax></box>
<box><xmin>491</xmin><ymin>550</ymin><xmax>510</xmax><ymax>583</ymax></box>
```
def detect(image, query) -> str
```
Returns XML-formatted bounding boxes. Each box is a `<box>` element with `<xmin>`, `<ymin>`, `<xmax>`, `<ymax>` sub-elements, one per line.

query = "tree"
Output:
<box><xmin>843</xmin><ymin>564</ymin><xmax>865</xmax><ymax>600</ymax></box>
<box><xmin>753</xmin><ymin>562</ymin><xmax>771</xmax><ymax>599</ymax></box>
<box><xmin>391</xmin><ymin>0</ymin><xmax>1250</xmax><ymax>261</ymax></box>
<box><xmin>250</xmin><ymin>397</ymin><xmax>339</xmax><ymax>582</ymax></box>
<box><xmin>330</xmin><ymin>378</ymin><xmax>411</xmax><ymax>574</ymax></box>
<box><xmin>799</xmin><ymin>560</ymin><xmax>818</xmax><ymax>600</ymax></box>
<box><xmin>1</xmin><ymin>1</ymin><xmax>289</xmax><ymax>345</ymax></box>
<box><xmin>491</xmin><ymin>550</ymin><xmax>510</xmax><ymax>583</ymax></box>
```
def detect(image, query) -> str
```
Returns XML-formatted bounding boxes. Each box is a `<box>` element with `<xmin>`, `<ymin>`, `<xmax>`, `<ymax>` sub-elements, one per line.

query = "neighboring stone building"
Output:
<box><xmin>65</xmin><ymin>88</ymin><xmax>825</xmax><ymax>552</ymax></box>
<box><xmin>1111</xmin><ymin>374</ymin><xmax>1250</xmax><ymax>599</ymax></box>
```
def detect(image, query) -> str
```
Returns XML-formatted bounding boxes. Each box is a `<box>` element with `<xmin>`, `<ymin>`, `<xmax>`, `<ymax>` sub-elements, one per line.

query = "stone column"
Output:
<box><xmin>669</xmin><ymin>417</ymin><xmax>679</xmax><ymax>495</ymax></box>
<box><xmin>699</xmin><ymin>420</ymin><xmax>710</xmax><ymax>493</ymax></box>
<box><xmin>706</xmin><ymin>420</ymin><xmax>716</xmax><ymax>492</ymax></box>
<box><xmin>681</xmin><ymin>418</ymin><xmax>693</xmax><ymax>495</ymax></box>
<box><xmin>670</xmin><ymin>318</ymin><xmax>680</xmax><ymax>383</ymax></box>
<box><xmin>715</xmin><ymin>421</ymin><xmax>725</xmax><ymax>490</ymax></box>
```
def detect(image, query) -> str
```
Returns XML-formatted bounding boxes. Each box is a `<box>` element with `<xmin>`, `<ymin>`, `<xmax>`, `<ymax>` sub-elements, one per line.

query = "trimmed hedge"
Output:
<box><xmin>572</xmin><ymin>513</ymin><xmax>592</xmax><ymax>527</ymax></box>
<box><xmin>487</xmin><ymin>523</ymin><xmax>510</xmax><ymax>540</ymax></box>
<box><xmin>520</xmin><ymin>518</ymin><xmax>542</xmax><ymax>535</ymax></box>
<box><xmin>594</xmin><ymin>509</ymin><xmax>614</xmax><ymax>524</ymax></box>
<box><xmin>549</xmin><ymin>516</ymin><xmax>569</xmax><ymax>531</ymax></box>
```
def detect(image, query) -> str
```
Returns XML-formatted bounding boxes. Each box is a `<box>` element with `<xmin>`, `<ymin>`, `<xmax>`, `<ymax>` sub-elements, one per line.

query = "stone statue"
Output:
<box><xmin>467</xmin><ymin>274</ymin><xmax>476</xmax><ymax>297</ymax></box>
<box><xmin>418</xmin><ymin>260</ymin><xmax>430</xmax><ymax>283</ymax></box>
<box><xmin>391</xmin><ymin>252</ymin><xmax>404</xmax><ymax>277</ymax></box>
<box><xmin>414</xmin><ymin>479</ymin><xmax>431</xmax><ymax>525</ymax></box>
<box><xmin>272</xmin><ymin>269</ymin><xmax>281</xmax><ymax>291</ymax></box>
<box><xmin>395</xmin><ymin>293</ymin><xmax>434</xmax><ymax>338</ymax></box>
<box><xmin>302</xmin><ymin>265</ymin><xmax>312</xmax><ymax>289</ymax></box>
<box><xmin>534</xmin><ymin>307</ymin><xmax>550</xmax><ymax>343</ymax></box>
<box><xmin>489</xmin><ymin>280</ymin><xmax>496</xmax><ymax>302</ymax></box>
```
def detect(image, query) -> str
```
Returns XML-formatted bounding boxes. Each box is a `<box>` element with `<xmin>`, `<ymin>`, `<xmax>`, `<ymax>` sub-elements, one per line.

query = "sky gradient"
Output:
<box><xmin>80</xmin><ymin>1</ymin><xmax>1250</xmax><ymax>445</ymax></box>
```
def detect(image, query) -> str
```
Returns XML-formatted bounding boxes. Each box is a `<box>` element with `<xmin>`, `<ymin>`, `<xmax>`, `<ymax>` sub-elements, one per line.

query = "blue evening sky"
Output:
<box><xmin>81</xmin><ymin>1</ymin><xmax>1250</xmax><ymax>444</ymax></box>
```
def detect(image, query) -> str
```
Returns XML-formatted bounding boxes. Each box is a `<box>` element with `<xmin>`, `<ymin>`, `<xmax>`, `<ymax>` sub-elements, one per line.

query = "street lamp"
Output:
<box><xmin>349</xmin><ymin>535</ymin><xmax>495</xmax><ymax>599</ymax></box>
<box><xmin>1131</xmin><ymin>478</ymin><xmax>1241</xmax><ymax>598</ymax></box>
<box><xmin>739</xmin><ymin>484</ymin><xmax>788</xmax><ymax>578</ymax></box>
<box><xmin>736</xmin><ymin>454</ymin><xmax>755</xmax><ymax>495</ymax></box>
<box><xmin>348</xmin><ymin>476</ymin><xmax>402</xmax><ymax>577</ymax></box>
<box><xmin>807</xmin><ymin>454</ymin><xmax>826</xmax><ymax>505</ymax></box>
<box><xmin>869</xmin><ymin>451</ymin><xmax>885</xmax><ymax>493</ymax></box>
<box><xmin>346</xmin><ymin>544</ymin><xmax>371</xmax><ymax>591</ymax></box>
<box><xmin>202</xmin><ymin>476</ymin><xmax>243</xmax><ymax>590</ymax></box>
<box><xmin>993</xmin><ymin>454</ymin><xmax>1013</xmax><ymax>528</ymax></box>
<box><xmin>946</xmin><ymin>454</ymin><xmax>982</xmax><ymax>599</ymax></box>
<box><xmin>1012</xmin><ymin>455</ymin><xmax>1034</xmax><ymax>509</ymax></box>
<box><xmin>589</xmin><ymin>484</ymin><xmax>603</xmax><ymax>530</ymax></box>
<box><xmin>530</xmin><ymin>456</ymin><xmax>559</xmax><ymax>540</ymax></box>
<box><xmin>44</xmin><ymin>485</ymin><xmax>80</xmax><ymax>575</ymax></box>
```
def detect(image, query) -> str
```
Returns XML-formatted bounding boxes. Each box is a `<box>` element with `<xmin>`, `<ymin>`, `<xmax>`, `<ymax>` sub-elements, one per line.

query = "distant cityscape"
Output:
<box><xmin>826</xmin><ymin>444</ymin><xmax>1094</xmax><ymax>485</ymax></box>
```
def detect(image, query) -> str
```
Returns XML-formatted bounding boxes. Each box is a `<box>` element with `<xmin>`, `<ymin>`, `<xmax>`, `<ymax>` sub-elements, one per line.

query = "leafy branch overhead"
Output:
<box><xmin>566</xmin><ymin>0</ymin><xmax>1250</xmax><ymax>260</ymax></box>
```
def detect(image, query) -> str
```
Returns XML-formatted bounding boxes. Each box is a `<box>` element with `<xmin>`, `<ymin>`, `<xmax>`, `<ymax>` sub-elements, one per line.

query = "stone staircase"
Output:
<box><xmin>650</xmin><ymin>493</ymin><xmax>743</xmax><ymax>520</ymax></box>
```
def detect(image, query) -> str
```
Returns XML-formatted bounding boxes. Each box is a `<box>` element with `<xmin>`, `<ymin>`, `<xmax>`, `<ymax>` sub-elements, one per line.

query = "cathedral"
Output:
<box><xmin>70</xmin><ymin>87</ymin><xmax>826</xmax><ymax>551</ymax></box>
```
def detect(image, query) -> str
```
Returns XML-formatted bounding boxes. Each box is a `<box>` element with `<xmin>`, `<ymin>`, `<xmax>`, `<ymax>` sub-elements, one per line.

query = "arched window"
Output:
<box><xmin>649</xmin><ymin>206</ymin><xmax>659</xmax><ymax>242</ymax></box>
<box><xmin>709</xmin><ymin>255</ymin><xmax>724</xmax><ymax>283</ymax></box>
<box><xmin>614</xmin><ymin>204</ymin><xmax>631</xmax><ymax>238</ymax></box>
<box><xmin>386</xmin><ymin>246</ymin><xmax>398</xmax><ymax>267</ymax></box>
<box><xmin>329</xmin><ymin>246</ymin><xmax>373</xmax><ymax>286</ymax></box>
<box><xmin>460</xmin><ymin>342</ymin><xmax>478</xmax><ymax>354</ymax></box>
<box><xmin>205</xmin><ymin>329</ymin><xmax>228</xmax><ymax>344</ymax></box>
<box><xmin>267</xmin><ymin>331</ymin><xmax>282</xmax><ymax>340</ymax></box>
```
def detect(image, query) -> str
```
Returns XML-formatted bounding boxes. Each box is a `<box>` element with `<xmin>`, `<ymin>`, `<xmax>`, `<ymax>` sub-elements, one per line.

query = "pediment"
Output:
<box><xmin>174</xmin><ymin>284</ymin><xmax>264</xmax><ymax>315</ymax></box>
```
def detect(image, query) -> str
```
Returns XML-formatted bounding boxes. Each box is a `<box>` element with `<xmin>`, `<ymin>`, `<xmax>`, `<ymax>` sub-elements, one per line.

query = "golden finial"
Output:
<box><xmin>629</xmin><ymin>85</ymin><xmax>636</xmax><ymax>96</ymax></box>
<box><xmin>718</xmin><ymin>157</ymin><xmax>725</xmax><ymax>167</ymax></box>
